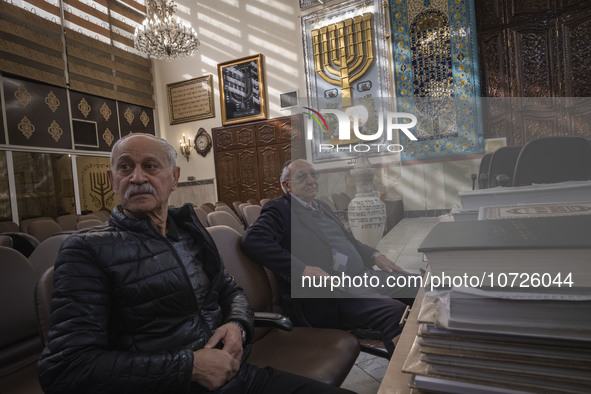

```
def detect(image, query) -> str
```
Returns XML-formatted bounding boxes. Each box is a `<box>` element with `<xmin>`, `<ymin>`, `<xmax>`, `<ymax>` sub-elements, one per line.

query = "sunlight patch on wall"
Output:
<box><xmin>252</xmin><ymin>0</ymin><xmax>295</xmax><ymax>14</ymax></box>
<box><xmin>199</xmin><ymin>28</ymin><xmax>243</xmax><ymax>52</ymax></box>
<box><xmin>245</xmin><ymin>5</ymin><xmax>295</xmax><ymax>29</ymax></box>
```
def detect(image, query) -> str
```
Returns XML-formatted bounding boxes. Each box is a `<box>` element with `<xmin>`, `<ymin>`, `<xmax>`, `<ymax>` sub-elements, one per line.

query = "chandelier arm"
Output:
<box><xmin>134</xmin><ymin>0</ymin><xmax>200</xmax><ymax>60</ymax></box>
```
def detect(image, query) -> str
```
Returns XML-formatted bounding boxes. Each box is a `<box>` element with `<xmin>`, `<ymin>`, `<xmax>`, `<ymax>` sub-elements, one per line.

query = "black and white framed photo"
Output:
<box><xmin>217</xmin><ymin>54</ymin><xmax>267</xmax><ymax>126</ymax></box>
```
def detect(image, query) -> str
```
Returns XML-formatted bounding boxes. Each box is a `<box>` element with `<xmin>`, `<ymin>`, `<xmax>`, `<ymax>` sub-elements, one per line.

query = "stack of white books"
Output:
<box><xmin>403</xmin><ymin>287</ymin><xmax>591</xmax><ymax>393</ymax></box>
<box><xmin>403</xmin><ymin>212</ymin><xmax>591</xmax><ymax>393</ymax></box>
<box><xmin>454</xmin><ymin>180</ymin><xmax>591</xmax><ymax>221</ymax></box>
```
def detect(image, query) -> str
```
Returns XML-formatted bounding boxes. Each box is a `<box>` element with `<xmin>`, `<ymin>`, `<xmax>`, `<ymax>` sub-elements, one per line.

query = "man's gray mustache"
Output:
<box><xmin>125</xmin><ymin>183</ymin><xmax>156</xmax><ymax>199</ymax></box>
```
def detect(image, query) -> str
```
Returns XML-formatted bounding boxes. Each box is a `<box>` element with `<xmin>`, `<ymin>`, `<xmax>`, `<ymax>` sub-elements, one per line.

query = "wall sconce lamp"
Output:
<box><xmin>179</xmin><ymin>134</ymin><xmax>192</xmax><ymax>161</ymax></box>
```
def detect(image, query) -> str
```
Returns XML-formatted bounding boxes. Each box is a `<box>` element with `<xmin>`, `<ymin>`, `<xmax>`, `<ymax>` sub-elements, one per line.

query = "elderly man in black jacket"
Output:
<box><xmin>241</xmin><ymin>159</ymin><xmax>418</xmax><ymax>357</ymax></box>
<box><xmin>38</xmin><ymin>134</ymin><xmax>354</xmax><ymax>394</ymax></box>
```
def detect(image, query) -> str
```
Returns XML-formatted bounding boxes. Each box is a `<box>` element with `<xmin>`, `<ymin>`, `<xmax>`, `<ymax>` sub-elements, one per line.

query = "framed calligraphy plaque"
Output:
<box><xmin>166</xmin><ymin>75</ymin><xmax>215</xmax><ymax>125</ymax></box>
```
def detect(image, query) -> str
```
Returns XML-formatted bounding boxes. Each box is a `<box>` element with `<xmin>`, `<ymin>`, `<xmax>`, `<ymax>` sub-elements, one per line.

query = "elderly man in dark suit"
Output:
<box><xmin>241</xmin><ymin>159</ymin><xmax>418</xmax><ymax>357</ymax></box>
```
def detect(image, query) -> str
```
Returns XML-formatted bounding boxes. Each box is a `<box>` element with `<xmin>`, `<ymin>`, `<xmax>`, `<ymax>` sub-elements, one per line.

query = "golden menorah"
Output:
<box><xmin>311</xmin><ymin>13</ymin><xmax>374</xmax><ymax>108</ymax></box>
<box><xmin>89</xmin><ymin>172</ymin><xmax>113</xmax><ymax>211</ymax></box>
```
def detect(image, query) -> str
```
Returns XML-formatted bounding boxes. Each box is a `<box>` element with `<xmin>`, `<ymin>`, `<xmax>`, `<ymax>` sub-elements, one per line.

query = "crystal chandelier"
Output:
<box><xmin>134</xmin><ymin>0</ymin><xmax>200</xmax><ymax>60</ymax></box>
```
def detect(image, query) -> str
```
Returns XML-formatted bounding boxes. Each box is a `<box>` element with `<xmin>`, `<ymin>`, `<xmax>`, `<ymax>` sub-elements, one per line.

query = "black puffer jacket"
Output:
<box><xmin>38</xmin><ymin>204</ymin><xmax>253</xmax><ymax>394</ymax></box>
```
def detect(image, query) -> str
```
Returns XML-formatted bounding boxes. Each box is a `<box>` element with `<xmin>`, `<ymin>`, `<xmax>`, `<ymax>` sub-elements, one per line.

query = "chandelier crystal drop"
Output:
<box><xmin>134</xmin><ymin>0</ymin><xmax>200</xmax><ymax>60</ymax></box>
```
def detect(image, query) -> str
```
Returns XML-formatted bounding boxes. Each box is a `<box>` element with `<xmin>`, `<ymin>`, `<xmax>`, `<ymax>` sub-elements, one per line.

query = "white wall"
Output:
<box><xmin>152</xmin><ymin>0</ymin><xmax>477</xmax><ymax>210</ymax></box>
<box><xmin>152</xmin><ymin>0</ymin><xmax>307</xmax><ymax>188</ymax></box>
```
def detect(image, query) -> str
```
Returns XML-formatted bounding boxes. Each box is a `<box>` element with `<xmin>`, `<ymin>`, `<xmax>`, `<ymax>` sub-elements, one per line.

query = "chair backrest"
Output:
<box><xmin>488</xmin><ymin>146</ymin><xmax>522</xmax><ymax>187</ymax></box>
<box><xmin>0</xmin><ymin>234</ymin><xmax>13</xmax><ymax>248</ymax></box>
<box><xmin>238</xmin><ymin>202</ymin><xmax>251</xmax><ymax>221</ymax></box>
<box><xmin>318</xmin><ymin>195</ymin><xmax>337</xmax><ymax>212</ymax></box>
<box><xmin>215</xmin><ymin>205</ymin><xmax>242</xmax><ymax>225</ymax></box>
<box><xmin>206</xmin><ymin>211</ymin><xmax>245</xmax><ymax>235</ymax></box>
<box><xmin>512</xmin><ymin>136</ymin><xmax>591</xmax><ymax>186</ymax></box>
<box><xmin>232</xmin><ymin>201</ymin><xmax>244</xmax><ymax>221</ymax></box>
<box><xmin>205</xmin><ymin>226</ymin><xmax>272</xmax><ymax>312</ymax></box>
<box><xmin>0</xmin><ymin>220</ymin><xmax>19</xmax><ymax>233</ymax></box>
<box><xmin>35</xmin><ymin>267</ymin><xmax>54</xmax><ymax>346</ymax></box>
<box><xmin>56</xmin><ymin>214</ymin><xmax>79</xmax><ymax>231</ymax></box>
<box><xmin>92</xmin><ymin>211</ymin><xmax>111</xmax><ymax>221</ymax></box>
<box><xmin>76</xmin><ymin>219</ymin><xmax>104</xmax><ymax>230</ymax></box>
<box><xmin>338</xmin><ymin>192</ymin><xmax>352</xmax><ymax>205</ymax></box>
<box><xmin>331</xmin><ymin>193</ymin><xmax>347</xmax><ymax>211</ymax></box>
<box><xmin>2</xmin><ymin>232</ymin><xmax>40</xmax><ymax>258</ymax></box>
<box><xmin>199</xmin><ymin>203</ymin><xmax>214</xmax><ymax>213</ymax></box>
<box><xmin>19</xmin><ymin>217</ymin><xmax>54</xmax><ymax>234</ymax></box>
<box><xmin>28</xmin><ymin>233</ymin><xmax>70</xmax><ymax>276</ymax></box>
<box><xmin>27</xmin><ymin>219</ymin><xmax>63</xmax><ymax>242</ymax></box>
<box><xmin>247</xmin><ymin>199</ymin><xmax>260</xmax><ymax>206</ymax></box>
<box><xmin>260</xmin><ymin>198</ymin><xmax>271</xmax><ymax>207</ymax></box>
<box><xmin>0</xmin><ymin>247</ymin><xmax>43</xmax><ymax>374</ymax></box>
<box><xmin>78</xmin><ymin>213</ymin><xmax>102</xmax><ymax>221</ymax></box>
<box><xmin>242</xmin><ymin>204</ymin><xmax>262</xmax><ymax>227</ymax></box>
<box><xmin>206</xmin><ymin>226</ymin><xmax>274</xmax><ymax>341</ymax></box>
<box><xmin>477</xmin><ymin>152</ymin><xmax>493</xmax><ymax>189</ymax></box>
<box><xmin>192</xmin><ymin>207</ymin><xmax>209</xmax><ymax>227</ymax></box>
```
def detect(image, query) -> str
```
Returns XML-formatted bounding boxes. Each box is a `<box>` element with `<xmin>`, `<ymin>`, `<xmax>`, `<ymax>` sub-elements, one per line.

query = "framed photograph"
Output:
<box><xmin>218</xmin><ymin>54</ymin><xmax>267</xmax><ymax>126</ymax></box>
<box><xmin>280</xmin><ymin>90</ymin><xmax>298</xmax><ymax>110</ymax></box>
<box><xmin>167</xmin><ymin>75</ymin><xmax>215</xmax><ymax>125</ymax></box>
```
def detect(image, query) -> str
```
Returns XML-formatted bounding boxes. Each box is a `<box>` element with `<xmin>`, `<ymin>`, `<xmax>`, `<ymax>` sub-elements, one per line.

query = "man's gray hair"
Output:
<box><xmin>110</xmin><ymin>133</ymin><xmax>178</xmax><ymax>170</ymax></box>
<box><xmin>279</xmin><ymin>160</ymin><xmax>292</xmax><ymax>193</ymax></box>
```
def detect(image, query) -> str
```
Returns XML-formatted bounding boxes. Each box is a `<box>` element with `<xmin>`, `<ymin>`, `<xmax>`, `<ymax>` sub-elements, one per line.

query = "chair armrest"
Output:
<box><xmin>478</xmin><ymin>173</ymin><xmax>489</xmax><ymax>189</ymax></box>
<box><xmin>495</xmin><ymin>174</ymin><xmax>512</xmax><ymax>187</ymax></box>
<box><xmin>254</xmin><ymin>312</ymin><xmax>293</xmax><ymax>331</ymax></box>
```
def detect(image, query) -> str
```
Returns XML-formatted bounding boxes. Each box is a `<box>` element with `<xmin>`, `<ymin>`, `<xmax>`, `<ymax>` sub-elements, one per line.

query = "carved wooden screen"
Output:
<box><xmin>476</xmin><ymin>0</ymin><xmax>591</xmax><ymax>144</ymax></box>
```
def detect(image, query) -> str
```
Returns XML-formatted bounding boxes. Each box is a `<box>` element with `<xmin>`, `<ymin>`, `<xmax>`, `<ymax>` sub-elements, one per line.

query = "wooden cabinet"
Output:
<box><xmin>212</xmin><ymin>115</ymin><xmax>304</xmax><ymax>205</ymax></box>
<box><xmin>476</xmin><ymin>0</ymin><xmax>591</xmax><ymax>144</ymax></box>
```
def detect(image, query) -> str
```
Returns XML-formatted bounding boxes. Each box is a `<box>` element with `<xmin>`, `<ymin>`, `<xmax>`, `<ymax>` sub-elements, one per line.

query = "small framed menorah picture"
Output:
<box><xmin>217</xmin><ymin>54</ymin><xmax>267</xmax><ymax>126</ymax></box>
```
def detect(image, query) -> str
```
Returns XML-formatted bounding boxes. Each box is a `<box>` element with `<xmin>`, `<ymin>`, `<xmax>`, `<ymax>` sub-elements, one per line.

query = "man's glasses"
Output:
<box><xmin>294</xmin><ymin>169</ymin><xmax>319</xmax><ymax>182</ymax></box>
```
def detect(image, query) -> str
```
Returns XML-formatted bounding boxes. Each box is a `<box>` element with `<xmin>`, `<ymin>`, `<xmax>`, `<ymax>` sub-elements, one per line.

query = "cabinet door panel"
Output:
<box><xmin>213</xmin><ymin>124</ymin><xmax>255</xmax><ymax>152</ymax></box>
<box><xmin>213</xmin><ymin>115</ymin><xmax>304</xmax><ymax>205</ymax></box>
<box><xmin>215</xmin><ymin>152</ymin><xmax>241</xmax><ymax>203</ymax></box>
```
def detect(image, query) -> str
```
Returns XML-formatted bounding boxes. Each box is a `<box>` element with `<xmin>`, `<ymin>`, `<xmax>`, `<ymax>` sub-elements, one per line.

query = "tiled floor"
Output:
<box><xmin>340</xmin><ymin>217</ymin><xmax>440</xmax><ymax>394</ymax></box>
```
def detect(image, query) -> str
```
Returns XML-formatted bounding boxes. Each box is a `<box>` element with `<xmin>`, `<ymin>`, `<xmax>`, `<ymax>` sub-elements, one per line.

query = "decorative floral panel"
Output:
<box><xmin>389</xmin><ymin>0</ymin><xmax>484</xmax><ymax>161</ymax></box>
<box><xmin>3</xmin><ymin>76</ymin><xmax>72</xmax><ymax>149</ymax></box>
<box><xmin>117</xmin><ymin>102</ymin><xmax>156</xmax><ymax>138</ymax></box>
<box><xmin>70</xmin><ymin>91</ymin><xmax>120</xmax><ymax>152</ymax></box>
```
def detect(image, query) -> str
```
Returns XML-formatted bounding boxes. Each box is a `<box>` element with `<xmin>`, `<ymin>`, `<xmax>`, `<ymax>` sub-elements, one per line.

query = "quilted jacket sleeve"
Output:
<box><xmin>217</xmin><ymin>265</ymin><xmax>255</xmax><ymax>343</ymax></box>
<box><xmin>37</xmin><ymin>235</ymin><xmax>194</xmax><ymax>394</ymax></box>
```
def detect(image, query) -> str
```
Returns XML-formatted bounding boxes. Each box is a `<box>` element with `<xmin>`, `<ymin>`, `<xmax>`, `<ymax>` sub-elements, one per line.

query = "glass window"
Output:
<box><xmin>0</xmin><ymin>151</ymin><xmax>12</xmax><ymax>220</ymax></box>
<box><xmin>13</xmin><ymin>152</ymin><xmax>75</xmax><ymax>220</ymax></box>
<box><xmin>76</xmin><ymin>156</ymin><xmax>116</xmax><ymax>214</ymax></box>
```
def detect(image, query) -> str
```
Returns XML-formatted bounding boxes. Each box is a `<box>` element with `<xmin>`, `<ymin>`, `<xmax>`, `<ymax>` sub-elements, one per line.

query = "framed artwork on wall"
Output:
<box><xmin>280</xmin><ymin>90</ymin><xmax>298</xmax><ymax>110</ymax></box>
<box><xmin>166</xmin><ymin>75</ymin><xmax>215</xmax><ymax>125</ymax></box>
<box><xmin>388</xmin><ymin>0</ymin><xmax>484</xmax><ymax>161</ymax></box>
<box><xmin>301</xmin><ymin>0</ymin><xmax>393</xmax><ymax>163</ymax></box>
<box><xmin>217</xmin><ymin>54</ymin><xmax>267</xmax><ymax>126</ymax></box>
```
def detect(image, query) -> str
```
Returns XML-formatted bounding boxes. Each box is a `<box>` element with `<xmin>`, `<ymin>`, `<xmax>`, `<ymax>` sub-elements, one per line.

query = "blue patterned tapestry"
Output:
<box><xmin>389</xmin><ymin>0</ymin><xmax>483</xmax><ymax>161</ymax></box>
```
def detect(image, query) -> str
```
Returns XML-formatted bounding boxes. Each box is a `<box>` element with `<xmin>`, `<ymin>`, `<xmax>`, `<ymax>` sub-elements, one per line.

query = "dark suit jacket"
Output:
<box><xmin>241</xmin><ymin>193</ymin><xmax>378</xmax><ymax>324</ymax></box>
